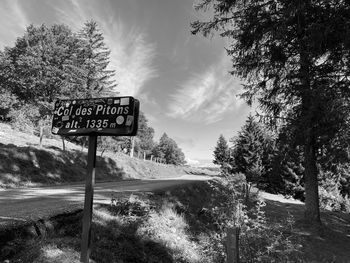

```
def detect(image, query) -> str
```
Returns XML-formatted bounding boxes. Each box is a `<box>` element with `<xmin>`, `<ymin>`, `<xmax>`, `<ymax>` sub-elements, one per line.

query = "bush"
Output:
<box><xmin>319</xmin><ymin>185</ymin><xmax>350</xmax><ymax>213</ymax></box>
<box><xmin>109</xmin><ymin>194</ymin><xmax>151</xmax><ymax>218</ymax></box>
<box><xmin>206</xmin><ymin>175</ymin><xmax>302</xmax><ymax>262</ymax></box>
<box><xmin>239</xmin><ymin>200</ymin><xmax>302</xmax><ymax>263</ymax></box>
<box><xmin>319</xmin><ymin>168</ymin><xmax>350</xmax><ymax>213</ymax></box>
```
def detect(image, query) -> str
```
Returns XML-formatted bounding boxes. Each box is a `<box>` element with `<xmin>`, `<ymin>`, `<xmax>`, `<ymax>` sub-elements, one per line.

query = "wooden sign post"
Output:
<box><xmin>51</xmin><ymin>97</ymin><xmax>140</xmax><ymax>263</ymax></box>
<box><xmin>80</xmin><ymin>135</ymin><xmax>97</xmax><ymax>263</ymax></box>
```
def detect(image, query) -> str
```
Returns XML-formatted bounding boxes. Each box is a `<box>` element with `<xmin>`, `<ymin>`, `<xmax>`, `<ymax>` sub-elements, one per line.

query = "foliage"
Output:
<box><xmin>230</xmin><ymin>115</ymin><xmax>274</xmax><ymax>188</ymax></box>
<box><xmin>0</xmin><ymin>21</ymin><xmax>117</xmax><ymax>136</ymax></box>
<box><xmin>77</xmin><ymin>20</ymin><xmax>117</xmax><ymax>98</ymax></box>
<box><xmin>94</xmin><ymin>112</ymin><xmax>156</xmax><ymax>157</ymax></box>
<box><xmin>152</xmin><ymin>133</ymin><xmax>186</xmax><ymax>165</ymax></box>
<box><xmin>192</xmin><ymin>0</ymin><xmax>350</xmax><ymax>223</ymax></box>
<box><xmin>0</xmin><ymin>21</ymin><xmax>162</xmax><ymax>162</ymax></box>
<box><xmin>207</xmin><ymin>175</ymin><xmax>302</xmax><ymax>263</ymax></box>
<box><xmin>319</xmin><ymin>167</ymin><xmax>350</xmax><ymax>213</ymax></box>
<box><xmin>213</xmin><ymin>134</ymin><xmax>229</xmax><ymax>168</ymax></box>
<box><xmin>239</xmin><ymin>202</ymin><xmax>302</xmax><ymax>263</ymax></box>
<box><xmin>109</xmin><ymin>194</ymin><xmax>151</xmax><ymax>217</ymax></box>
<box><xmin>134</xmin><ymin>112</ymin><xmax>155</xmax><ymax>157</ymax></box>
<box><xmin>269</xmin><ymin>127</ymin><xmax>305</xmax><ymax>199</ymax></box>
<box><xmin>97</xmin><ymin>136</ymin><xmax>121</xmax><ymax>156</ymax></box>
<box><xmin>0</xmin><ymin>51</ymin><xmax>18</xmax><ymax>120</ymax></box>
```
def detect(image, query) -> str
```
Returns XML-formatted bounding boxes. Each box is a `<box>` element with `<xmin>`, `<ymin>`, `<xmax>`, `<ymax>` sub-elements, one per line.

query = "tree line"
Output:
<box><xmin>0</xmin><ymin>21</ymin><xmax>185</xmax><ymax>166</ymax></box>
<box><xmin>196</xmin><ymin>0</ymin><xmax>350</xmax><ymax>224</ymax></box>
<box><xmin>215</xmin><ymin>114</ymin><xmax>350</xmax><ymax>210</ymax></box>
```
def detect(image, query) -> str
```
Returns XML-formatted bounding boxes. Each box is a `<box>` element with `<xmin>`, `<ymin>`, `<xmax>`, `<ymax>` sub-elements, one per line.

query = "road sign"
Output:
<box><xmin>51</xmin><ymin>96</ymin><xmax>139</xmax><ymax>136</ymax></box>
<box><xmin>51</xmin><ymin>96</ymin><xmax>140</xmax><ymax>263</ymax></box>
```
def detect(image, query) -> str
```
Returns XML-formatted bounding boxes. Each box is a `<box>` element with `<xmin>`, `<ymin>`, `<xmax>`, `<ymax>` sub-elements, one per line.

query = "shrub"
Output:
<box><xmin>319</xmin><ymin>185</ymin><xmax>343</xmax><ymax>212</ymax></box>
<box><xmin>109</xmin><ymin>194</ymin><xmax>151</xmax><ymax>218</ymax></box>
<box><xmin>319</xmin><ymin>168</ymin><xmax>350</xmax><ymax>213</ymax></box>
<box><xmin>206</xmin><ymin>175</ymin><xmax>302</xmax><ymax>263</ymax></box>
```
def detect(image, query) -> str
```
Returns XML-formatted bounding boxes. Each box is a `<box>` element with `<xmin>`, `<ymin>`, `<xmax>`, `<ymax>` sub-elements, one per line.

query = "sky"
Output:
<box><xmin>0</xmin><ymin>0</ymin><xmax>252</xmax><ymax>166</ymax></box>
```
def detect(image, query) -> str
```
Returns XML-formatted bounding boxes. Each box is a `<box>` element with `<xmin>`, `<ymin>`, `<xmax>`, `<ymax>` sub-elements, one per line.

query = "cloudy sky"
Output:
<box><xmin>0</xmin><ymin>0</ymin><xmax>252</xmax><ymax>166</ymax></box>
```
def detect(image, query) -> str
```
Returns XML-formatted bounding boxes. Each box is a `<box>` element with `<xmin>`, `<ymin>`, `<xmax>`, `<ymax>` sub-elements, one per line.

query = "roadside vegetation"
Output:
<box><xmin>3</xmin><ymin>175</ymin><xmax>350</xmax><ymax>262</ymax></box>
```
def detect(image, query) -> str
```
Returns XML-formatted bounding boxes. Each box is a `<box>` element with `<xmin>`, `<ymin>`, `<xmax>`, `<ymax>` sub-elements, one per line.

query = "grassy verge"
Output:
<box><xmin>1</xmin><ymin>178</ymin><xmax>308</xmax><ymax>263</ymax></box>
<box><xmin>0</xmin><ymin>123</ymin><xmax>216</xmax><ymax>188</ymax></box>
<box><xmin>2</xmin><ymin>176</ymin><xmax>350</xmax><ymax>262</ymax></box>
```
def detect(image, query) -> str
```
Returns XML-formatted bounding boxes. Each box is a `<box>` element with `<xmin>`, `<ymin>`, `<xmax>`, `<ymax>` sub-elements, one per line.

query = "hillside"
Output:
<box><xmin>0</xmin><ymin>123</ymin><xmax>217</xmax><ymax>188</ymax></box>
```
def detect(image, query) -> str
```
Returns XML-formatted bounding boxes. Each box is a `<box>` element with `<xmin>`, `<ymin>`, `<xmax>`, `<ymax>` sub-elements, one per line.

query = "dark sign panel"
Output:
<box><xmin>51</xmin><ymin>97</ymin><xmax>139</xmax><ymax>136</ymax></box>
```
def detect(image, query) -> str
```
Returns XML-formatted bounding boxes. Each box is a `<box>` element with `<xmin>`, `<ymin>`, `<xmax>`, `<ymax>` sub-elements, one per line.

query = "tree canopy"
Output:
<box><xmin>231</xmin><ymin>115</ymin><xmax>274</xmax><ymax>187</ymax></box>
<box><xmin>0</xmin><ymin>21</ymin><xmax>117</xmax><ymax>133</ymax></box>
<box><xmin>152</xmin><ymin>133</ymin><xmax>186</xmax><ymax>165</ymax></box>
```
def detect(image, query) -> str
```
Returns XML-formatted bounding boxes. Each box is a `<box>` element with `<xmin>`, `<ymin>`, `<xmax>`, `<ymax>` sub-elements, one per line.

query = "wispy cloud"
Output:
<box><xmin>108</xmin><ymin>27</ymin><xmax>157</xmax><ymax>96</ymax></box>
<box><xmin>53</xmin><ymin>0</ymin><xmax>157</xmax><ymax>96</ymax></box>
<box><xmin>167</xmin><ymin>53</ymin><xmax>244</xmax><ymax>124</ymax></box>
<box><xmin>0</xmin><ymin>0</ymin><xmax>28</xmax><ymax>48</ymax></box>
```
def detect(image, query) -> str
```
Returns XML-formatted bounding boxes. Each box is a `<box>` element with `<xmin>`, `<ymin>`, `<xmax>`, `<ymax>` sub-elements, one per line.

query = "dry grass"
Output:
<box><xmin>33</xmin><ymin>244</ymin><xmax>84</xmax><ymax>263</ymax></box>
<box><xmin>138</xmin><ymin>205</ymin><xmax>202</xmax><ymax>263</ymax></box>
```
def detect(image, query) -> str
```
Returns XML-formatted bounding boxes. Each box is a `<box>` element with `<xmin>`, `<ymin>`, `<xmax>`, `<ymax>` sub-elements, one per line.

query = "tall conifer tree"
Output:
<box><xmin>192</xmin><ymin>0</ymin><xmax>350</xmax><ymax>224</ymax></box>
<box><xmin>78</xmin><ymin>20</ymin><xmax>117</xmax><ymax>98</ymax></box>
<box><xmin>213</xmin><ymin>134</ymin><xmax>229</xmax><ymax>167</ymax></box>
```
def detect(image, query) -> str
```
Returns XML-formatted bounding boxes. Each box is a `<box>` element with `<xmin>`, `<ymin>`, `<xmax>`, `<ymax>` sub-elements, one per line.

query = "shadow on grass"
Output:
<box><xmin>0</xmin><ymin>143</ymin><xmax>126</xmax><ymax>188</ymax></box>
<box><xmin>91</xmin><ymin>219</ymin><xmax>175</xmax><ymax>263</ymax></box>
<box><xmin>151</xmin><ymin>181</ymin><xmax>225</xmax><ymax>235</ymax></box>
<box><xmin>2</xmin><ymin>208</ymin><xmax>175</xmax><ymax>263</ymax></box>
<box><xmin>156</xmin><ymin>180</ymin><xmax>350</xmax><ymax>263</ymax></box>
<box><xmin>263</xmin><ymin>196</ymin><xmax>350</xmax><ymax>263</ymax></box>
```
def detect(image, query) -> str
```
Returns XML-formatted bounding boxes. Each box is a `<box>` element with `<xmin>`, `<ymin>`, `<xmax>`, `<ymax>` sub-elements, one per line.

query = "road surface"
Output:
<box><xmin>0</xmin><ymin>175</ymin><xmax>212</xmax><ymax>227</ymax></box>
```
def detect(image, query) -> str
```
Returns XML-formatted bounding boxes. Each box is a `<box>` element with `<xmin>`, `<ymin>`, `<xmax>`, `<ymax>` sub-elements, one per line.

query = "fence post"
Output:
<box><xmin>226</xmin><ymin>227</ymin><xmax>240</xmax><ymax>263</ymax></box>
<box><xmin>130</xmin><ymin>137</ymin><xmax>134</xmax><ymax>157</ymax></box>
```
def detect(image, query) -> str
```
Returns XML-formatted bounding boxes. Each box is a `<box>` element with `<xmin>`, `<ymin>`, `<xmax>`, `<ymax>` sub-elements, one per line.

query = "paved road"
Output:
<box><xmin>0</xmin><ymin>175</ymin><xmax>212</xmax><ymax>227</ymax></box>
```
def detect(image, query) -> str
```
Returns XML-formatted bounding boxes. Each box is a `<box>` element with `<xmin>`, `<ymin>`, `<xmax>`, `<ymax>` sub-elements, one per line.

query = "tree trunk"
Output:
<box><xmin>304</xmin><ymin>133</ymin><xmax>321</xmax><ymax>224</ymax></box>
<box><xmin>297</xmin><ymin>9</ymin><xmax>321</xmax><ymax>224</ymax></box>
